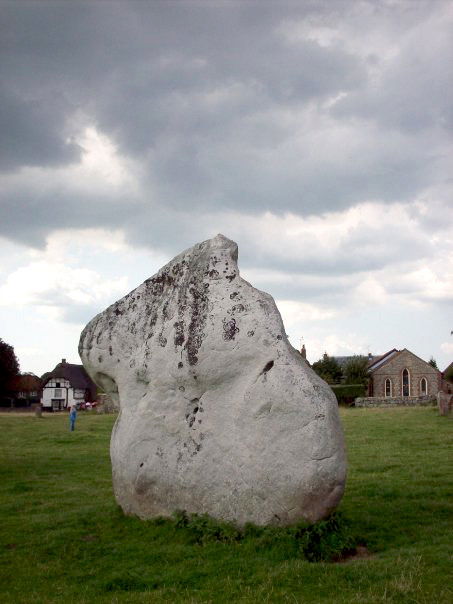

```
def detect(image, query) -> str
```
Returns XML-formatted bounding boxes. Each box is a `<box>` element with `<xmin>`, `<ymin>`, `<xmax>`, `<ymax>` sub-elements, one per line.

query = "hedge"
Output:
<box><xmin>331</xmin><ymin>384</ymin><xmax>367</xmax><ymax>405</ymax></box>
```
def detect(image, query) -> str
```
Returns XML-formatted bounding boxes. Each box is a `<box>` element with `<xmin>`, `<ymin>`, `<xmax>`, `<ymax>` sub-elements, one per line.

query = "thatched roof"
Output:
<box><xmin>41</xmin><ymin>360</ymin><xmax>96</xmax><ymax>397</ymax></box>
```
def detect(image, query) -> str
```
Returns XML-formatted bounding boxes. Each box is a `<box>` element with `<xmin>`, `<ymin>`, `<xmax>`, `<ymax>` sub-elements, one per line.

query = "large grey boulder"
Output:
<box><xmin>79</xmin><ymin>234</ymin><xmax>346</xmax><ymax>525</ymax></box>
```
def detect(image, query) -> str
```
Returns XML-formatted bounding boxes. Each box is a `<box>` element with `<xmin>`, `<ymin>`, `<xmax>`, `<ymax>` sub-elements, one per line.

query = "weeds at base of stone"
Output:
<box><xmin>171</xmin><ymin>509</ymin><xmax>358</xmax><ymax>562</ymax></box>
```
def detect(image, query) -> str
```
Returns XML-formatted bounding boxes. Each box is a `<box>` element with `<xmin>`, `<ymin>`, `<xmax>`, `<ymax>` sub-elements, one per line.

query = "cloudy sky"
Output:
<box><xmin>1</xmin><ymin>0</ymin><xmax>452</xmax><ymax>376</ymax></box>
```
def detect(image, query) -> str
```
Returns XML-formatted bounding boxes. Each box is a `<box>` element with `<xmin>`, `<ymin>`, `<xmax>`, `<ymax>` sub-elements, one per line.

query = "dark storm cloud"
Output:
<box><xmin>0</xmin><ymin>1</ymin><xmax>366</xmax><ymax>167</ymax></box>
<box><xmin>0</xmin><ymin>86</ymin><xmax>82</xmax><ymax>171</ymax></box>
<box><xmin>0</xmin><ymin>0</ymin><xmax>451</xmax><ymax>253</ymax></box>
<box><xmin>0</xmin><ymin>185</ymin><xmax>135</xmax><ymax>248</ymax></box>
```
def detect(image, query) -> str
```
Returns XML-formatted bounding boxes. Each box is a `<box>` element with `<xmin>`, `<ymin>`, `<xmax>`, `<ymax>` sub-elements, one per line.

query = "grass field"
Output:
<box><xmin>0</xmin><ymin>407</ymin><xmax>451</xmax><ymax>603</ymax></box>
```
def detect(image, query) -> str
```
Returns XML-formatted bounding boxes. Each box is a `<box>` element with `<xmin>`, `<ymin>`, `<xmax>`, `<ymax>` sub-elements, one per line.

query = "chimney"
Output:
<box><xmin>368</xmin><ymin>353</ymin><xmax>372</xmax><ymax>361</ymax></box>
<box><xmin>300</xmin><ymin>344</ymin><xmax>306</xmax><ymax>360</ymax></box>
<box><xmin>62</xmin><ymin>358</ymin><xmax>67</xmax><ymax>364</ymax></box>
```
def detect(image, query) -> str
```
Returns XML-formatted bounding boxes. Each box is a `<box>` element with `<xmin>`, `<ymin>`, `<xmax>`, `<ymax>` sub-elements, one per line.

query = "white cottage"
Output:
<box><xmin>41</xmin><ymin>359</ymin><xmax>97</xmax><ymax>411</ymax></box>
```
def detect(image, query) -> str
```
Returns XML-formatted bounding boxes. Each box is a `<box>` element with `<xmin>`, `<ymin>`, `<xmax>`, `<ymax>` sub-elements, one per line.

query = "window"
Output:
<box><xmin>385</xmin><ymin>379</ymin><xmax>392</xmax><ymax>397</ymax></box>
<box><xmin>54</xmin><ymin>388</ymin><xmax>62</xmax><ymax>397</ymax></box>
<box><xmin>420</xmin><ymin>377</ymin><xmax>427</xmax><ymax>395</ymax></box>
<box><xmin>402</xmin><ymin>369</ymin><xmax>410</xmax><ymax>397</ymax></box>
<box><xmin>55</xmin><ymin>382</ymin><xmax>61</xmax><ymax>388</ymax></box>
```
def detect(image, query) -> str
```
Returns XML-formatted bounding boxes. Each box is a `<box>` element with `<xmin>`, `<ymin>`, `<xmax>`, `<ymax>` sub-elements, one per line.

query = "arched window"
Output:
<box><xmin>402</xmin><ymin>368</ymin><xmax>410</xmax><ymax>396</ymax></box>
<box><xmin>420</xmin><ymin>377</ymin><xmax>427</xmax><ymax>395</ymax></box>
<box><xmin>385</xmin><ymin>378</ymin><xmax>392</xmax><ymax>397</ymax></box>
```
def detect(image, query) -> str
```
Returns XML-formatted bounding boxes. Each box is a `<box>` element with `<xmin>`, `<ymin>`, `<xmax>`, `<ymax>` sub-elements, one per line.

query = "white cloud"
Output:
<box><xmin>0</xmin><ymin>259</ymin><xmax>127</xmax><ymax>307</ymax></box>
<box><xmin>441</xmin><ymin>342</ymin><xmax>453</xmax><ymax>356</ymax></box>
<box><xmin>277</xmin><ymin>299</ymin><xmax>337</xmax><ymax>325</ymax></box>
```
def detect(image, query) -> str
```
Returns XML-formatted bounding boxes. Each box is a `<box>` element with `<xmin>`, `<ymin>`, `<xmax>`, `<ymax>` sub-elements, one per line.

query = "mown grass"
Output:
<box><xmin>0</xmin><ymin>407</ymin><xmax>451</xmax><ymax>603</ymax></box>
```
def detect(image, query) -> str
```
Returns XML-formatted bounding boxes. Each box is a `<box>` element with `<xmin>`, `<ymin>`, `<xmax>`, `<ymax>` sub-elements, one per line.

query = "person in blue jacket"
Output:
<box><xmin>69</xmin><ymin>406</ymin><xmax>77</xmax><ymax>431</ymax></box>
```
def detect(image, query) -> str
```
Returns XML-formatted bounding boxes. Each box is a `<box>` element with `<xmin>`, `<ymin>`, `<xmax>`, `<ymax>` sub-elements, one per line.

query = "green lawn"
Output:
<box><xmin>0</xmin><ymin>407</ymin><xmax>451</xmax><ymax>603</ymax></box>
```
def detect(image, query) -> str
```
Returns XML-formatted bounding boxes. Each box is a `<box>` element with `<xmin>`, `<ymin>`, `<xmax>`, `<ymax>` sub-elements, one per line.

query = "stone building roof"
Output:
<box><xmin>367</xmin><ymin>349</ymin><xmax>399</xmax><ymax>371</ymax></box>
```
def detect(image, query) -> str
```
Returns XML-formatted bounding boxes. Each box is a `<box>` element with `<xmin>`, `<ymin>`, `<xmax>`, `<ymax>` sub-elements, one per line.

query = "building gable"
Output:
<box><xmin>369</xmin><ymin>348</ymin><xmax>441</xmax><ymax>398</ymax></box>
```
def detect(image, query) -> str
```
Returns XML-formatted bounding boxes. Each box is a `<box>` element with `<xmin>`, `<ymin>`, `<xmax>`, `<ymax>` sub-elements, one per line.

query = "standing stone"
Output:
<box><xmin>79</xmin><ymin>234</ymin><xmax>346</xmax><ymax>525</ymax></box>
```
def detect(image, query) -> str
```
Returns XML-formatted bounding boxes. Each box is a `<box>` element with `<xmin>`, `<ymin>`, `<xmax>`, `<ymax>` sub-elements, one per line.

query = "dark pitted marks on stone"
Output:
<box><xmin>96</xmin><ymin>332</ymin><xmax>102</xmax><ymax>345</ymax></box>
<box><xmin>178</xmin><ymin>361</ymin><xmax>183</xmax><ymax>369</ymax></box>
<box><xmin>114</xmin><ymin>306</ymin><xmax>124</xmax><ymax>316</ymax></box>
<box><xmin>185</xmin><ymin>284</ymin><xmax>208</xmax><ymax>366</ymax></box>
<box><xmin>98</xmin><ymin>355</ymin><xmax>103</xmax><ymax>363</ymax></box>
<box><xmin>162</xmin><ymin>300</ymin><xmax>170</xmax><ymax>320</ymax></box>
<box><xmin>260</xmin><ymin>360</ymin><xmax>274</xmax><ymax>376</ymax></box>
<box><xmin>183</xmin><ymin>437</ymin><xmax>202</xmax><ymax>457</ymax></box>
<box><xmin>149</xmin><ymin>312</ymin><xmax>158</xmax><ymax>329</ymax></box>
<box><xmin>257</xmin><ymin>299</ymin><xmax>270</xmax><ymax>316</ymax></box>
<box><xmin>174</xmin><ymin>321</ymin><xmax>185</xmax><ymax>347</ymax></box>
<box><xmin>247</xmin><ymin>330</ymin><xmax>255</xmax><ymax>337</ymax></box>
<box><xmin>263</xmin><ymin>360</ymin><xmax>274</xmax><ymax>372</ymax></box>
<box><xmin>179</xmin><ymin>386</ymin><xmax>185</xmax><ymax>392</ymax></box>
<box><xmin>223</xmin><ymin>317</ymin><xmax>239</xmax><ymax>341</ymax></box>
<box><xmin>171</xmin><ymin>260</ymin><xmax>187</xmax><ymax>278</ymax></box>
<box><xmin>158</xmin><ymin>334</ymin><xmax>167</xmax><ymax>347</ymax></box>
<box><xmin>185</xmin><ymin>398</ymin><xmax>201</xmax><ymax>429</ymax></box>
<box><xmin>230</xmin><ymin>304</ymin><xmax>245</xmax><ymax>314</ymax></box>
<box><xmin>139</xmin><ymin>462</ymin><xmax>144</xmax><ymax>468</ymax></box>
<box><xmin>145</xmin><ymin>270</ymin><xmax>175</xmax><ymax>297</ymax></box>
<box><xmin>277</xmin><ymin>334</ymin><xmax>283</xmax><ymax>340</ymax></box>
<box><xmin>230</xmin><ymin>292</ymin><xmax>239</xmax><ymax>299</ymax></box>
<box><xmin>208</xmin><ymin>269</ymin><xmax>219</xmax><ymax>279</ymax></box>
<box><xmin>225</xmin><ymin>272</ymin><xmax>237</xmax><ymax>282</ymax></box>
<box><xmin>109</xmin><ymin>346</ymin><xmax>113</xmax><ymax>356</ymax></box>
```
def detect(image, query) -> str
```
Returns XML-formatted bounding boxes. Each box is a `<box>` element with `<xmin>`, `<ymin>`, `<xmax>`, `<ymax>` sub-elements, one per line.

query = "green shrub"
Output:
<box><xmin>331</xmin><ymin>383</ymin><xmax>366</xmax><ymax>405</ymax></box>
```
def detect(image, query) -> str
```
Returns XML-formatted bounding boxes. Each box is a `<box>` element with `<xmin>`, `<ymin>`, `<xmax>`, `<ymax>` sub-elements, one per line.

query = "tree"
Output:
<box><xmin>343</xmin><ymin>356</ymin><xmax>370</xmax><ymax>386</ymax></box>
<box><xmin>0</xmin><ymin>338</ymin><xmax>20</xmax><ymax>396</ymax></box>
<box><xmin>445</xmin><ymin>365</ymin><xmax>453</xmax><ymax>383</ymax></box>
<box><xmin>428</xmin><ymin>357</ymin><xmax>438</xmax><ymax>369</ymax></box>
<box><xmin>312</xmin><ymin>353</ymin><xmax>342</xmax><ymax>384</ymax></box>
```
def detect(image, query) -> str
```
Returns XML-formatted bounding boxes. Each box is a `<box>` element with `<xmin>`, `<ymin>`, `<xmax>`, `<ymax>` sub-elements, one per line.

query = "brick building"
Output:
<box><xmin>6</xmin><ymin>373</ymin><xmax>42</xmax><ymax>407</ymax></box>
<box><xmin>368</xmin><ymin>349</ymin><xmax>442</xmax><ymax>398</ymax></box>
